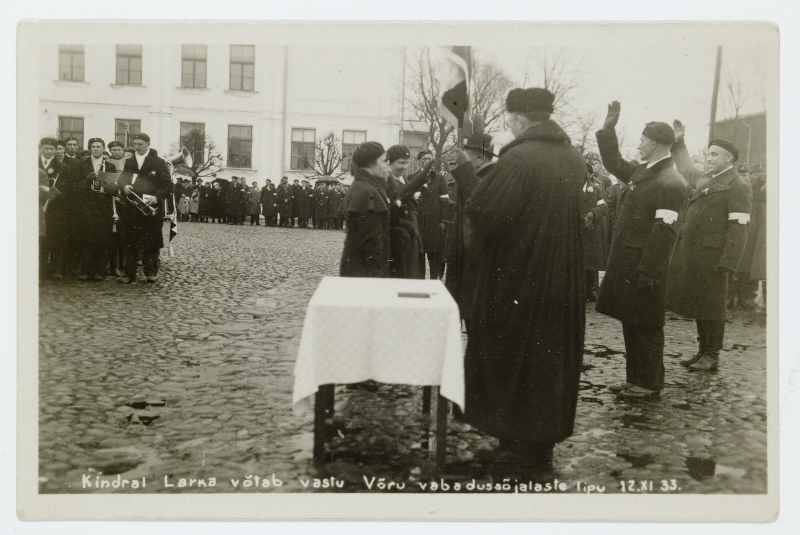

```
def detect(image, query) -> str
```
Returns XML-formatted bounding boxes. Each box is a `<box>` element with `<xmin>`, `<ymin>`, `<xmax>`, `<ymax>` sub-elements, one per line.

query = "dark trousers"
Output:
<box><xmin>81</xmin><ymin>243</ymin><xmax>108</xmax><ymax>277</ymax></box>
<box><xmin>46</xmin><ymin>236</ymin><xmax>65</xmax><ymax>276</ymax></box>
<box><xmin>265</xmin><ymin>216</ymin><xmax>276</xmax><ymax>227</ymax></box>
<box><xmin>124</xmin><ymin>246</ymin><xmax>158</xmax><ymax>279</ymax></box>
<box><xmin>419</xmin><ymin>252</ymin><xmax>443</xmax><ymax>279</ymax></box>
<box><xmin>298</xmin><ymin>217</ymin><xmax>307</xmax><ymax>228</ymax></box>
<box><xmin>621</xmin><ymin>323</ymin><xmax>665</xmax><ymax>391</ymax></box>
<box><xmin>250</xmin><ymin>213</ymin><xmax>260</xmax><ymax>225</ymax></box>
<box><xmin>328</xmin><ymin>217</ymin><xmax>338</xmax><ymax>230</ymax></box>
<box><xmin>109</xmin><ymin>235</ymin><xmax>124</xmax><ymax>273</ymax></box>
<box><xmin>696</xmin><ymin>319</ymin><xmax>725</xmax><ymax>351</ymax></box>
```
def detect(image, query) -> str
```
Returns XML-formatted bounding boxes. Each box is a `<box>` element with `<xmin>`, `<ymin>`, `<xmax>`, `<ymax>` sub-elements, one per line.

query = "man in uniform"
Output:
<box><xmin>117</xmin><ymin>132</ymin><xmax>173</xmax><ymax>283</ymax></box>
<box><xmin>39</xmin><ymin>137</ymin><xmax>71</xmax><ymax>278</ymax></box>
<box><xmin>461</xmin><ymin>88</ymin><xmax>586</xmax><ymax>468</ymax></box>
<box><xmin>668</xmin><ymin>123</ymin><xmax>752</xmax><ymax>372</ymax></box>
<box><xmin>411</xmin><ymin>149</ymin><xmax>449</xmax><ymax>279</ymax></box>
<box><xmin>728</xmin><ymin>161</ymin><xmax>759</xmax><ymax>308</ymax></box>
<box><xmin>595</xmin><ymin>101</ymin><xmax>688</xmax><ymax>399</ymax></box>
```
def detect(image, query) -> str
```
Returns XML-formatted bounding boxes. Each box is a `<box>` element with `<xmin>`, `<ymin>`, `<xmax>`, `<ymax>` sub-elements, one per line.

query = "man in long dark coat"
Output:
<box><xmin>39</xmin><ymin>137</ymin><xmax>72</xmax><ymax>279</ymax></box>
<box><xmin>667</xmin><ymin>124</ymin><xmax>752</xmax><ymax>372</ymax></box>
<box><xmin>329</xmin><ymin>183</ymin><xmax>346</xmax><ymax>230</ymax></box>
<box><xmin>581</xmin><ymin>163</ymin><xmax>609</xmax><ymax>302</ymax></box>
<box><xmin>385</xmin><ymin>145</ymin><xmax>429</xmax><ymax>279</ymax></box>
<box><xmin>412</xmin><ymin>150</ymin><xmax>449</xmax><ymax>279</ymax></box>
<box><xmin>117</xmin><ymin>133</ymin><xmax>173</xmax><ymax>283</ymax></box>
<box><xmin>74</xmin><ymin>137</ymin><xmax>120</xmax><ymax>280</ymax></box>
<box><xmin>339</xmin><ymin>142</ymin><xmax>391</xmax><ymax>278</ymax></box>
<box><xmin>314</xmin><ymin>183</ymin><xmax>330</xmax><ymax>229</ymax></box>
<box><xmin>728</xmin><ymin>161</ymin><xmax>759</xmax><ymax>308</ymax></box>
<box><xmin>276</xmin><ymin>176</ymin><xmax>294</xmax><ymax>227</ymax></box>
<box><xmin>446</xmin><ymin>133</ymin><xmax>495</xmax><ymax>319</ymax></box>
<box><xmin>261</xmin><ymin>179</ymin><xmax>277</xmax><ymax>227</ymax></box>
<box><xmin>291</xmin><ymin>179</ymin><xmax>302</xmax><ymax>228</ymax></box>
<box><xmin>595</xmin><ymin>102</ymin><xmax>688</xmax><ymax>399</ymax></box>
<box><xmin>297</xmin><ymin>179</ymin><xmax>314</xmax><ymax>228</ymax></box>
<box><xmin>461</xmin><ymin>88</ymin><xmax>586</xmax><ymax>468</ymax></box>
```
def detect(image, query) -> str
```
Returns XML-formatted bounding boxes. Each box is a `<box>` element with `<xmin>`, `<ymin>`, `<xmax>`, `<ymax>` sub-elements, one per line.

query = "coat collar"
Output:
<box><xmin>691</xmin><ymin>166</ymin><xmax>738</xmax><ymax>200</ymax></box>
<box><xmin>498</xmin><ymin>120</ymin><xmax>571</xmax><ymax>157</ymax></box>
<box><xmin>353</xmin><ymin>168</ymin><xmax>388</xmax><ymax>195</ymax></box>
<box><xmin>632</xmin><ymin>156</ymin><xmax>674</xmax><ymax>184</ymax></box>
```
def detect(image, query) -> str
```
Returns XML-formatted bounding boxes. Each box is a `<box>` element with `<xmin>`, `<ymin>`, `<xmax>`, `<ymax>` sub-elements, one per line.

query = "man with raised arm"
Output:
<box><xmin>595</xmin><ymin>101</ymin><xmax>688</xmax><ymax>399</ymax></box>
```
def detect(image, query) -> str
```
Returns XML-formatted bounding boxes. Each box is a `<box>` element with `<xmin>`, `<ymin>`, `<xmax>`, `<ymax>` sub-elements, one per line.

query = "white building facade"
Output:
<box><xmin>39</xmin><ymin>43</ymin><xmax>421</xmax><ymax>184</ymax></box>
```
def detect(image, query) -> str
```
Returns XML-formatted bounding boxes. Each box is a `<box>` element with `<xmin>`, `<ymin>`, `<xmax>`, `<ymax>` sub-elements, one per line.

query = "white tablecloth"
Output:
<box><xmin>292</xmin><ymin>276</ymin><xmax>464</xmax><ymax>415</ymax></box>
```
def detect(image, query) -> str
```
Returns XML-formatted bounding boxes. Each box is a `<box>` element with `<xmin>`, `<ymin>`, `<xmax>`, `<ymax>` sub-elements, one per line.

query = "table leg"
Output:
<box><xmin>313</xmin><ymin>384</ymin><xmax>335</xmax><ymax>464</ymax></box>
<box><xmin>435</xmin><ymin>390</ymin><xmax>448</xmax><ymax>468</ymax></box>
<box><xmin>421</xmin><ymin>386</ymin><xmax>432</xmax><ymax>450</ymax></box>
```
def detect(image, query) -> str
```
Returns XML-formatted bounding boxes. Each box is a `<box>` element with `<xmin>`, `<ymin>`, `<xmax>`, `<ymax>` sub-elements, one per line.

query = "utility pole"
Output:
<box><xmin>708</xmin><ymin>46</ymin><xmax>723</xmax><ymax>144</ymax></box>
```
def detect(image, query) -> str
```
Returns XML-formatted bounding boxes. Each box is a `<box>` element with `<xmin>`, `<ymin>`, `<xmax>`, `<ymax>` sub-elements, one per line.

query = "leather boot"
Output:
<box><xmin>690</xmin><ymin>322</ymin><xmax>723</xmax><ymax>371</ymax></box>
<box><xmin>689</xmin><ymin>348</ymin><xmax>719</xmax><ymax>371</ymax></box>
<box><xmin>681</xmin><ymin>333</ymin><xmax>706</xmax><ymax>367</ymax></box>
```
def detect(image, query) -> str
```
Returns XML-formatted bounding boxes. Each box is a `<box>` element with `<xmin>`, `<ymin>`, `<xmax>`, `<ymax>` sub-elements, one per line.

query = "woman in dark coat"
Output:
<box><xmin>581</xmin><ymin>163</ymin><xmax>609</xmax><ymax>301</ymax></box>
<box><xmin>462</xmin><ymin>89</ymin><xmax>586</xmax><ymax>463</ymax></box>
<box><xmin>339</xmin><ymin>142</ymin><xmax>391</xmax><ymax>278</ymax></box>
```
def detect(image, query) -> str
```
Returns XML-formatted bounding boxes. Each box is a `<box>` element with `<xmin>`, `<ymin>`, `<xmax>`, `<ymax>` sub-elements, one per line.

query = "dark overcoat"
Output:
<box><xmin>117</xmin><ymin>149</ymin><xmax>173</xmax><ymax>249</ymax></box>
<box><xmin>580</xmin><ymin>176</ymin><xmax>609</xmax><ymax>271</ymax></box>
<box><xmin>666</xmin><ymin>139</ymin><xmax>752</xmax><ymax>320</ymax></box>
<box><xmin>462</xmin><ymin>120</ymin><xmax>586</xmax><ymax>444</ymax></box>
<box><xmin>40</xmin><ymin>157</ymin><xmax>73</xmax><ymax>242</ymax></box>
<box><xmin>329</xmin><ymin>188</ymin><xmax>346</xmax><ymax>219</ymax></box>
<box><xmin>604</xmin><ymin>181</ymin><xmax>627</xmax><ymax>246</ymax></box>
<box><xmin>314</xmin><ymin>185</ymin><xmax>330</xmax><ymax>221</ymax></box>
<box><xmin>445</xmin><ymin>160</ymin><xmax>493</xmax><ymax>318</ymax></box>
<box><xmin>297</xmin><ymin>185</ymin><xmax>314</xmax><ymax>218</ymax></box>
<box><xmin>413</xmin><ymin>167</ymin><xmax>449</xmax><ymax>254</ymax></box>
<box><xmin>276</xmin><ymin>184</ymin><xmax>294</xmax><ymax>218</ymax></box>
<box><xmin>260</xmin><ymin>184</ymin><xmax>277</xmax><ymax>217</ymax></box>
<box><xmin>248</xmin><ymin>187</ymin><xmax>261</xmax><ymax>214</ymax></box>
<box><xmin>291</xmin><ymin>184</ymin><xmax>302</xmax><ymax>215</ymax></box>
<box><xmin>198</xmin><ymin>184</ymin><xmax>212</xmax><ymax>218</ymax></box>
<box><xmin>387</xmin><ymin>171</ymin><xmax>429</xmax><ymax>279</ymax></box>
<box><xmin>74</xmin><ymin>158</ymin><xmax>120</xmax><ymax>246</ymax></box>
<box><xmin>339</xmin><ymin>169</ymin><xmax>390</xmax><ymax>278</ymax></box>
<box><xmin>594</xmin><ymin>127</ymin><xmax>688</xmax><ymax>327</ymax></box>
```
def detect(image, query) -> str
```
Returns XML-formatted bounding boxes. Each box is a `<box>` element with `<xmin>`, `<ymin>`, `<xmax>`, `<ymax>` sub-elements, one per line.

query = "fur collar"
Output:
<box><xmin>499</xmin><ymin>120</ymin><xmax>571</xmax><ymax>157</ymax></box>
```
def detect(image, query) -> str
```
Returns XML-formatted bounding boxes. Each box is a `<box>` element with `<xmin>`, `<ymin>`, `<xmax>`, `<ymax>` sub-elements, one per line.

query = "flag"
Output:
<box><xmin>438</xmin><ymin>46</ymin><xmax>471</xmax><ymax>128</ymax></box>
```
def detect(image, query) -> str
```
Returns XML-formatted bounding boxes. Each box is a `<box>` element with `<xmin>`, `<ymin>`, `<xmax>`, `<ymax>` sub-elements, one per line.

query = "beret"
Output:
<box><xmin>352</xmin><ymin>141</ymin><xmax>385</xmax><ymax>168</ymax></box>
<box><xmin>55</xmin><ymin>139</ymin><xmax>66</xmax><ymax>148</ymax></box>
<box><xmin>737</xmin><ymin>162</ymin><xmax>750</xmax><ymax>173</ymax></box>
<box><xmin>506</xmin><ymin>88</ymin><xmax>555</xmax><ymax>114</ymax></box>
<box><xmin>386</xmin><ymin>145</ymin><xmax>411</xmax><ymax>163</ymax></box>
<box><xmin>39</xmin><ymin>137</ymin><xmax>59</xmax><ymax>148</ymax></box>
<box><xmin>131</xmin><ymin>132</ymin><xmax>150</xmax><ymax>143</ymax></box>
<box><xmin>107</xmin><ymin>141</ymin><xmax>124</xmax><ymax>149</ymax></box>
<box><xmin>87</xmin><ymin>137</ymin><xmax>105</xmax><ymax>148</ymax></box>
<box><xmin>708</xmin><ymin>138</ymin><xmax>739</xmax><ymax>162</ymax></box>
<box><xmin>642</xmin><ymin>122</ymin><xmax>675</xmax><ymax>145</ymax></box>
<box><xmin>463</xmin><ymin>133</ymin><xmax>495</xmax><ymax>158</ymax></box>
<box><xmin>64</xmin><ymin>136</ymin><xmax>79</xmax><ymax>144</ymax></box>
<box><xmin>417</xmin><ymin>149</ymin><xmax>433</xmax><ymax>160</ymax></box>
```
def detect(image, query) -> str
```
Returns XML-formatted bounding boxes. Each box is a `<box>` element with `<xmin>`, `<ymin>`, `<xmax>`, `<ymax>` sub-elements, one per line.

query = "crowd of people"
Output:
<box><xmin>173</xmin><ymin>175</ymin><xmax>348</xmax><ymax>230</ymax></box>
<box><xmin>336</xmin><ymin>87</ymin><xmax>768</xmax><ymax>469</ymax></box>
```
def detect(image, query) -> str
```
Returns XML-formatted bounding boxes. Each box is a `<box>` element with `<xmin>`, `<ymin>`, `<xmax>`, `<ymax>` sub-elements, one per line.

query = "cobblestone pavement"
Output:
<box><xmin>38</xmin><ymin>222</ymin><xmax>767</xmax><ymax>494</ymax></box>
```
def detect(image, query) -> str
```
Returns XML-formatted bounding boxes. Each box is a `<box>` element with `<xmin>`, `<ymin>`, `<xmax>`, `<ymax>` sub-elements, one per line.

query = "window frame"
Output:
<box><xmin>116</xmin><ymin>44</ymin><xmax>143</xmax><ymax>85</ymax></box>
<box><xmin>58</xmin><ymin>45</ymin><xmax>85</xmax><ymax>82</ymax></box>
<box><xmin>179</xmin><ymin>122</ymin><xmax>206</xmax><ymax>167</ymax></box>
<box><xmin>181</xmin><ymin>45</ymin><xmax>207</xmax><ymax>89</ymax></box>
<box><xmin>290</xmin><ymin>128</ymin><xmax>316</xmax><ymax>170</ymax></box>
<box><xmin>227</xmin><ymin>125</ymin><xmax>253</xmax><ymax>169</ymax></box>
<box><xmin>114</xmin><ymin>119</ymin><xmax>142</xmax><ymax>146</ymax></box>
<box><xmin>229</xmin><ymin>45</ymin><xmax>255</xmax><ymax>92</ymax></box>
<box><xmin>341</xmin><ymin>130</ymin><xmax>367</xmax><ymax>173</ymax></box>
<box><xmin>58</xmin><ymin>116</ymin><xmax>85</xmax><ymax>149</ymax></box>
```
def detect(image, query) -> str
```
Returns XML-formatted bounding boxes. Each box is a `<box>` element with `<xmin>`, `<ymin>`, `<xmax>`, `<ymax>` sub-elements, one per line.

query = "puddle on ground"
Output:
<box><xmin>686</xmin><ymin>457</ymin><xmax>716</xmax><ymax>479</ymax></box>
<box><xmin>617</xmin><ymin>453</ymin><xmax>655</xmax><ymax>468</ymax></box>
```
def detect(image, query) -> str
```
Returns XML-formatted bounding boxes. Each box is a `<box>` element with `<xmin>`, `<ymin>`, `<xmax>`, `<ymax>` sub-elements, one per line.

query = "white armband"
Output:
<box><xmin>596</xmin><ymin>199</ymin><xmax>606</xmax><ymax>206</ymax></box>
<box><xmin>728</xmin><ymin>212</ymin><xmax>750</xmax><ymax>224</ymax></box>
<box><xmin>655</xmin><ymin>209</ymin><xmax>678</xmax><ymax>225</ymax></box>
<box><xmin>439</xmin><ymin>194</ymin><xmax>450</xmax><ymax>199</ymax></box>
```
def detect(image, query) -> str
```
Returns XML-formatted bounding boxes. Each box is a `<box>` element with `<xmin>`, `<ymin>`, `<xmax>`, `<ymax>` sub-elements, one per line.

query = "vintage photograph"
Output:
<box><xmin>17</xmin><ymin>21</ymin><xmax>779</xmax><ymax>520</ymax></box>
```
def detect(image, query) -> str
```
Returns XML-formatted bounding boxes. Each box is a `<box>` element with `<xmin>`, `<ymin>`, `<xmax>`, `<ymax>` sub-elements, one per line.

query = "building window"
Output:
<box><xmin>229</xmin><ymin>45</ymin><xmax>255</xmax><ymax>91</ymax></box>
<box><xmin>227</xmin><ymin>125</ymin><xmax>253</xmax><ymax>168</ymax></box>
<box><xmin>180</xmin><ymin>122</ymin><xmax>206</xmax><ymax>166</ymax></box>
<box><xmin>290</xmin><ymin>128</ymin><xmax>316</xmax><ymax>170</ymax></box>
<box><xmin>341</xmin><ymin>130</ymin><xmax>367</xmax><ymax>172</ymax></box>
<box><xmin>58</xmin><ymin>116</ymin><xmax>84</xmax><ymax>148</ymax></box>
<box><xmin>114</xmin><ymin>119</ymin><xmax>141</xmax><ymax>146</ymax></box>
<box><xmin>181</xmin><ymin>45</ymin><xmax>207</xmax><ymax>88</ymax></box>
<box><xmin>58</xmin><ymin>45</ymin><xmax>84</xmax><ymax>81</ymax></box>
<box><xmin>116</xmin><ymin>45</ymin><xmax>142</xmax><ymax>85</ymax></box>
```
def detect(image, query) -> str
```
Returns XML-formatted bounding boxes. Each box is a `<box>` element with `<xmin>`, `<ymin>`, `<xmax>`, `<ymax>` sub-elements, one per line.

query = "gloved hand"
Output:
<box><xmin>637</xmin><ymin>272</ymin><xmax>655</xmax><ymax>292</ymax></box>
